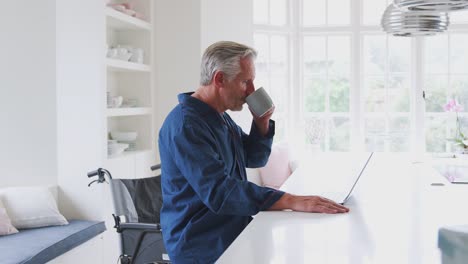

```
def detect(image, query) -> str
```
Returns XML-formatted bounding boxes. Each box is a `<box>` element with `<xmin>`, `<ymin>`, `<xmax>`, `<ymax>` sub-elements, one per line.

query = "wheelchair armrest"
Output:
<box><xmin>119</xmin><ymin>222</ymin><xmax>162</xmax><ymax>231</ymax></box>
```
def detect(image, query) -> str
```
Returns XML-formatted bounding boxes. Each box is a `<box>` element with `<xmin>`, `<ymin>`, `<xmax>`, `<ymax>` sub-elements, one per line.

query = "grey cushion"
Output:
<box><xmin>0</xmin><ymin>220</ymin><xmax>106</xmax><ymax>264</ymax></box>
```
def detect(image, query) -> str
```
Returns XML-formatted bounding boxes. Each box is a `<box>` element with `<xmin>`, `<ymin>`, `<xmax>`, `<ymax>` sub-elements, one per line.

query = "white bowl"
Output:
<box><xmin>108</xmin><ymin>143</ymin><xmax>129</xmax><ymax>156</ymax></box>
<box><xmin>111</xmin><ymin>131</ymin><xmax>138</xmax><ymax>141</ymax></box>
<box><xmin>123</xmin><ymin>9</ymin><xmax>136</xmax><ymax>16</ymax></box>
<box><xmin>117</xmin><ymin>53</ymin><xmax>132</xmax><ymax>61</ymax></box>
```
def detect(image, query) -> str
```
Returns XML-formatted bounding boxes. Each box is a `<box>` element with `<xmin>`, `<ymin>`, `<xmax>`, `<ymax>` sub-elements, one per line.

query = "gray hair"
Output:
<box><xmin>200</xmin><ymin>41</ymin><xmax>257</xmax><ymax>85</ymax></box>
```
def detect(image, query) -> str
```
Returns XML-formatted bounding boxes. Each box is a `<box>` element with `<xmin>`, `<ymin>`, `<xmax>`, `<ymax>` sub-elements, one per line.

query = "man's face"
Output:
<box><xmin>221</xmin><ymin>57</ymin><xmax>256</xmax><ymax>112</ymax></box>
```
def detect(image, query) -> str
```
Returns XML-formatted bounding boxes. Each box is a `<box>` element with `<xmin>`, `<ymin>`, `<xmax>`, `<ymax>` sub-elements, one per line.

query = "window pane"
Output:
<box><xmin>305</xmin><ymin>117</ymin><xmax>326</xmax><ymax>148</ymax></box>
<box><xmin>451</xmin><ymin>10</ymin><xmax>468</xmax><ymax>24</ymax></box>
<box><xmin>273</xmin><ymin>117</ymin><xmax>285</xmax><ymax>142</ymax></box>
<box><xmin>329</xmin><ymin>117</ymin><xmax>350</xmax><ymax>151</ymax></box>
<box><xmin>330</xmin><ymin>77</ymin><xmax>350</xmax><ymax>112</ymax></box>
<box><xmin>254</xmin><ymin>34</ymin><xmax>269</xmax><ymax>73</ymax></box>
<box><xmin>388</xmin><ymin>75</ymin><xmax>410</xmax><ymax>112</ymax></box>
<box><xmin>389</xmin><ymin>117</ymin><xmax>410</xmax><ymax>152</ymax></box>
<box><xmin>328</xmin><ymin>36</ymin><xmax>351</xmax><ymax>76</ymax></box>
<box><xmin>460</xmin><ymin>116</ymin><xmax>468</xmax><ymax>139</ymax></box>
<box><xmin>450</xmin><ymin>34</ymin><xmax>468</xmax><ymax>74</ymax></box>
<box><xmin>328</xmin><ymin>0</ymin><xmax>350</xmax><ymax>25</ymax></box>
<box><xmin>270</xmin><ymin>0</ymin><xmax>287</xmax><ymax>26</ymax></box>
<box><xmin>304</xmin><ymin>78</ymin><xmax>326</xmax><ymax>112</ymax></box>
<box><xmin>451</xmin><ymin>115</ymin><xmax>468</xmax><ymax>152</ymax></box>
<box><xmin>255</xmin><ymin>72</ymin><xmax>269</xmax><ymax>91</ymax></box>
<box><xmin>424</xmin><ymin>76</ymin><xmax>448</xmax><ymax>112</ymax></box>
<box><xmin>270</xmin><ymin>75</ymin><xmax>288</xmax><ymax>112</ymax></box>
<box><xmin>303</xmin><ymin>0</ymin><xmax>326</xmax><ymax>26</ymax></box>
<box><xmin>425</xmin><ymin>35</ymin><xmax>448</xmax><ymax>74</ymax></box>
<box><xmin>362</xmin><ymin>0</ymin><xmax>387</xmax><ymax>25</ymax></box>
<box><xmin>365</xmin><ymin>118</ymin><xmax>386</xmax><ymax>152</ymax></box>
<box><xmin>253</xmin><ymin>0</ymin><xmax>268</xmax><ymax>24</ymax></box>
<box><xmin>303</xmin><ymin>36</ymin><xmax>326</xmax><ymax>75</ymax></box>
<box><xmin>451</xmin><ymin>76</ymin><xmax>468</xmax><ymax>108</ymax></box>
<box><xmin>364</xmin><ymin>35</ymin><xmax>386</xmax><ymax>75</ymax></box>
<box><xmin>388</xmin><ymin>37</ymin><xmax>411</xmax><ymax>73</ymax></box>
<box><xmin>364</xmin><ymin>77</ymin><xmax>386</xmax><ymax>112</ymax></box>
<box><xmin>270</xmin><ymin>35</ymin><xmax>288</xmax><ymax>74</ymax></box>
<box><xmin>425</xmin><ymin>116</ymin><xmax>448</xmax><ymax>152</ymax></box>
<box><xmin>448</xmin><ymin>114</ymin><xmax>460</xmax><ymax>142</ymax></box>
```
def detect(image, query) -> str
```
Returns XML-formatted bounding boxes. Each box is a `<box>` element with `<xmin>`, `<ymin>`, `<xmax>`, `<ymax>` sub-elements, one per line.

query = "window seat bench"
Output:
<box><xmin>0</xmin><ymin>220</ymin><xmax>106</xmax><ymax>264</ymax></box>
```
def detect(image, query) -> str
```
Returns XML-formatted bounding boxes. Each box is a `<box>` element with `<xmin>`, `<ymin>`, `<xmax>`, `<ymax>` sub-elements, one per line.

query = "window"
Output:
<box><xmin>253</xmin><ymin>33</ymin><xmax>290</xmax><ymax>142</ymax></box>
<box><xmin>363</xmin><ymin>35</ymin><xmax>411</xmax><ymax>152</ymax></box>
<box><xmin>302</xmin><ymin>34</ymin><xmax>351</xmax><ymax>151</ymax></box>
<box><xmin>424</xmin><ymin>33</ymin><xmax>468</xmax><ymax>152</ymax></box>
<box><xmin>253</xmin><ymin>0</ymin><xmax>468</xmax><ymax>153</ymax></box>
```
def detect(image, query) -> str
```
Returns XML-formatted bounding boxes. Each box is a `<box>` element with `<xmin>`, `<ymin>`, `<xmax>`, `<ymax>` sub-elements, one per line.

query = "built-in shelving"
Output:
<box><xmin>101</xmin><ymin>2</ymin><xmax>156</xmax><ymax>260</ymax></box>
<box><xmin>104</xmin><ymin>1</ymin><xmax>155</xmax><ymax>160</ymax></box>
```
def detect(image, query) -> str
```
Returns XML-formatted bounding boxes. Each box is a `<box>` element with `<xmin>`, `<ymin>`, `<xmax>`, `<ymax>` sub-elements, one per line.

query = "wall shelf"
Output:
<box><xmin>105</xmin><ymin>7</ymin><xmax>151</xmax><ymax>31</ymax></box>
<box><xmin>106</xmin><ymin>58</ymin><xmax>151</xmax><ymax>72</ymax></box>
<box><xmin>108</xmin><ymin>149</ymin><xmax>153</xmax><ymax>159</ymax></box>
<box><xmin>106</xmin><ymin>107</ymin><xmax>152</xmax><ymax>117</ymax></box>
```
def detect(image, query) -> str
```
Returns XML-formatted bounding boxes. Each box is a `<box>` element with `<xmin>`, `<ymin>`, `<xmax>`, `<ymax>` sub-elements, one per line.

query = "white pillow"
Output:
<box><xmin>0</xmin><ymin>186</ymin><xmax>68</xmax><ymax>229</ymax></box>
<box><xmin>0</xmin><ymin>199</ymin><xmax>18</xmax><ymax>235</ymax></box>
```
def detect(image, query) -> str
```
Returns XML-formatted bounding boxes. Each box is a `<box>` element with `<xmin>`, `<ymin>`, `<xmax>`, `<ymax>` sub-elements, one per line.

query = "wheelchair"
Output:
<box><xmin>87</xmin><ymin>164</ymin><xmax>170</xmax><ymax>264</ymax></box>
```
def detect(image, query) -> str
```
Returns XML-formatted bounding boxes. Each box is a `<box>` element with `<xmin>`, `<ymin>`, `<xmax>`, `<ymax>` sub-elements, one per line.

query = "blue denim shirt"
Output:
<box><xmin>158</xmin><ymin>93</ymin><xmax>284</xmax><ymax>263</ymax></box>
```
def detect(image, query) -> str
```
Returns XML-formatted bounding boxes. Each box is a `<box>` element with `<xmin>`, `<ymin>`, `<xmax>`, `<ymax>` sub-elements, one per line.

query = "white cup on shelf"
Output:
<box><xmin>130</xmin><ymin>48</ymin><xmax>144</xmax><ymax>64</ymax></box>
<box><xmin>107</xmin><ymin>48</ymin><xmax>117</xmax><ymax>59</ymax></box>
<box><xmin>108</xmin><ymin>96</ymin><xmax>123</xmax><ymax>108</ymax></box>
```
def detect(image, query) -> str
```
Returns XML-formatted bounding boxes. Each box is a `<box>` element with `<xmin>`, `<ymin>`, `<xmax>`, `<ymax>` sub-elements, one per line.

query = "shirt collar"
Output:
<box><xmin>178</xmin><ymin>92</ymin><xmax>225</xmax><ymax>125</ymax></box>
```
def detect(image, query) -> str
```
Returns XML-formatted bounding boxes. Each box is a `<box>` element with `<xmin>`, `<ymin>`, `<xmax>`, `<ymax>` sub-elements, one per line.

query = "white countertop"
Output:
<box><xmin>217</xmin><ymin>153</ymin><xmax>468</xmax><ymax>264</ymax></box>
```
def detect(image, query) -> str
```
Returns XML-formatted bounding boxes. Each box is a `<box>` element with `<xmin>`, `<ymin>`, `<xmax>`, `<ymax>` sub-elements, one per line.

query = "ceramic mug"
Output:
<box><xmin>245</xmin><ymin>87</ymin><xmax>274</xmax><ymax>117</ymax></box>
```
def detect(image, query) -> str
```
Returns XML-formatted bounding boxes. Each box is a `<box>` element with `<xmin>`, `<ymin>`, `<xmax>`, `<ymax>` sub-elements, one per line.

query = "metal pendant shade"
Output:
<box><xmin>394</xmin><ymin>0</ymin><xmax>468</xmax><ymax>12</ymax></box>
<box><xmin>381</xmin><ymin>4</ymin><xmax>450</xmax><ymax>36</ymax></box>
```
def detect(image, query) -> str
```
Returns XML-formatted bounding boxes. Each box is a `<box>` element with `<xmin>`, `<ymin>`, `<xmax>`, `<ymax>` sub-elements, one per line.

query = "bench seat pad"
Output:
<box><xmin>0</xmin><ymin>220</ymin><xmax>106</xmax><ymax>264</ymax></box>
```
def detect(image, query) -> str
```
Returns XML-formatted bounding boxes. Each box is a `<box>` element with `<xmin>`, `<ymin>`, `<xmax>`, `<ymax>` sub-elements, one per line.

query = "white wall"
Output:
<box><xmin>56</xmin><ymin>0</ymin><xmax>105</xmax><ymax>221</ymax></box>
<box><xmin>154</xmin><ymin>0</ymin><xmax>202</xmax><ymax>154</ymax></box>
<box><xmin>1</xmin><ymin>0</ymin><xmax>106</xmax><ymax>260</ymax></box>
<box><xmin>200</xmin><ymin>0</ymin><xmax>254</xmax><ymax>49</ymax></box>
<box><xmin>0</xmin><ymin>0</ymin><xmax>57</xmax><ymax>187</ymax></box>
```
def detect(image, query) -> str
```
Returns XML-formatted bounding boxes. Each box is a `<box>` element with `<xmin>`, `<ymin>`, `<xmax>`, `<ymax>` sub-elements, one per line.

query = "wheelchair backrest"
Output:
<box><xmin>110</xmin><ymin>175</ymin><xmax>163</xmax><ymax>224</ymax></box>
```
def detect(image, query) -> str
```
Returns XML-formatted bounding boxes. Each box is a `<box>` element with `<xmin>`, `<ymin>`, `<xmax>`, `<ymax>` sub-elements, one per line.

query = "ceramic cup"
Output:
<box><xmin>110</xmin><ymin>96</ymin><xmax>123</xmax><ymax>108</ymax></box>
<box><xmin>245</xmin><ymin>87</ymin><xmax>274</xmax><ymax>117</ymax></box>
<box><xmin>130</xmin><ymin>48</ymin><xmax>144</xmax><ymax>64</ymax></box>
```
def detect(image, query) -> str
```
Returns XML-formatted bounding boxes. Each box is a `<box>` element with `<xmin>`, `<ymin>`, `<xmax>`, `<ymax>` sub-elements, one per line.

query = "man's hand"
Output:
<box><xmin>251</xmin><ymin>106</ymin><xmax>275</xmax><ymax>136</ymax></box>
<box><xmin>269</xmin><ymin>193</ymin><xmax>349</xmax><ymax>214</ymax></box>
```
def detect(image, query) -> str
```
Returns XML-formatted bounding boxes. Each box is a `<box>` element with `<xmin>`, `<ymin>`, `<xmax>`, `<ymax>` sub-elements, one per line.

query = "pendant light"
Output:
<box><xmin>381</xmin><ymin>4</ymin><xmax>450</xmax><ymax>36</ymax></box>
<box><xmin>394</xmin><ymin>0</ymin><xmax>468</xmax><ymax>12</ymax></box>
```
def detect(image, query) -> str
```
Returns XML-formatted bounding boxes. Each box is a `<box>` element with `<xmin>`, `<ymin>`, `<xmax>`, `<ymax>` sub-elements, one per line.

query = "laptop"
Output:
<box><xmin>327</xmin><ymin>152</ymin><xmax>374</xmax><ymax>205</ymax></box>
<box><xmin>433</xmin><ymin>163</ymin><xmax>468</xmax><ymax>184</ymax></box>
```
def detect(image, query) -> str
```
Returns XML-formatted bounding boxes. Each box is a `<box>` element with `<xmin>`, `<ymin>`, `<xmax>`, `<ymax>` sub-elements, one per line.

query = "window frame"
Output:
<box><xmin>253</xmin><ymin>0</ymin><xmax>468</xmax><ymax>153</ymax></box>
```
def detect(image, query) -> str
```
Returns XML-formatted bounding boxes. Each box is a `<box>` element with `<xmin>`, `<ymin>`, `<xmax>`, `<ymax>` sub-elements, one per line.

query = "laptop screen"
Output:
<box><xmin>433</xmin><ymin>163</ymin><xmax>468</xmax><ymax>184</ymax></box>
<box><xmin>341</xmin><ymin>152</ymin><xmax>374</xmax><ymax>204</ymax></box>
